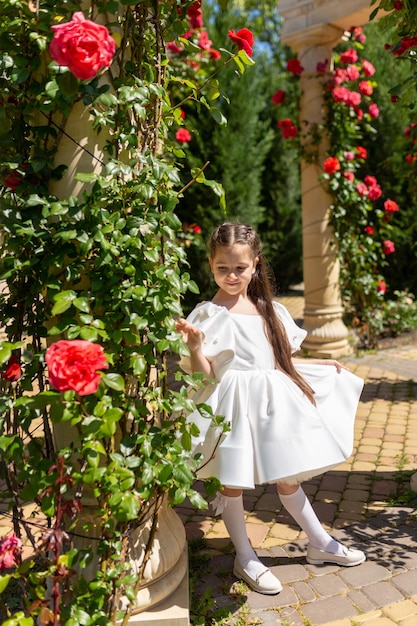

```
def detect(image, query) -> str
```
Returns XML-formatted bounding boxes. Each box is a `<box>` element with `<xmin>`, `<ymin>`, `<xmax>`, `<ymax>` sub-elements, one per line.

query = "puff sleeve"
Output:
<box><xmin>178</xmin><ymin>302</ymin><xmax>236</xmax><ymax>381</ymax></box>
<box><xmin>273</xmin><ymin>300</ymin><xmax>307</xmax><ymax>353</ymax></box>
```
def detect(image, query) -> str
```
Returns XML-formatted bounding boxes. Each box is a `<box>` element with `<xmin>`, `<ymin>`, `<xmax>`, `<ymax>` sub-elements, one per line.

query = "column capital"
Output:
<box><xmin>281</xmin><ymin>22</ymin><xmax>343</xmax><ymax>54</ymax></box>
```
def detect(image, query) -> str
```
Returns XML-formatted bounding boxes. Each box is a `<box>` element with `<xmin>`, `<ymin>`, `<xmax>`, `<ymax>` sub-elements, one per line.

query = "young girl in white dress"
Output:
<box><xmin>176</xmin><ymin>223</ymin><xmax>366</xmax><ymax>595</ymax></box>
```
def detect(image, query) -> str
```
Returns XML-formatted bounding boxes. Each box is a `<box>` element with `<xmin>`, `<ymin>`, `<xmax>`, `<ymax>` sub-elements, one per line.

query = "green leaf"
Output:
<box><xmin>52</xmin><ymin>290</ymin><xmax>77</xmax><ymax>315</ymax></box>
<box><xmin>0</xmin><ymin>574</ymin><xmax>11</xmax><ymax>594</ymax></box>
<box><xmin>102</xmin><ymin>373</ymin><xmax>125</xmax><ymax>391</ymax></box>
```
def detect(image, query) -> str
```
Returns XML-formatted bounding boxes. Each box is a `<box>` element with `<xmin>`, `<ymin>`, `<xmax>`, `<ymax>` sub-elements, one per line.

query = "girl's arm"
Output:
<box><xmin>292</xmin><ymin>357</ymin><xmax>349</xmax><ymax>373</ymax></box>
<box><xmin>176</xmin><ymin>318</ymin><xmax>214</xmax><ymax>378</ymax></box>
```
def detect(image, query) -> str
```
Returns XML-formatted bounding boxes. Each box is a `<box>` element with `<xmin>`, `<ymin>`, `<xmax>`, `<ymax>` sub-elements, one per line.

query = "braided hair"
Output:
<box><xmin>209</xmin><ymin>223</ymin><xmax>315</xmax><ymax>405</ymax></box>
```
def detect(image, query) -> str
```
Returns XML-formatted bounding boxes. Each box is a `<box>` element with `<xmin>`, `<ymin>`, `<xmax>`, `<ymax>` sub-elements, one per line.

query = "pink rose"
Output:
<box><xmin>45</xmin><ymin>340</ymin><xmax>108</xmax><ymax>396</ymax></box>
<box><xmin>49</xmin><ymin>12</ymin><xmax>116</xmax><ymax>81</ymax></box>
<box><xmin>384</xmin><ymin>199</ymin><xmax>400</xmax><ymax>213</ymax></box>
<box><xmin>228</xmin><ymin>28</ymin><xmax>254</xmax><ymax>57</ymax></box>
<box><xmin>346</xmin><ymin>65</ymin><xmax>360</xmax><ymax>81</ymax></box>
<box><xmin>343</xmin><ymin>171</ymin><xmax>355</xmax><ymax>182</ymax></box>
<box><xmin>176</xmin><ymin>128</ymin><xmax>192</xmax><ymax>143</ymax></box>
<box><xmin>340</xmin><ymin>48</ymin><xmax>358</xmax><ymax>64</ymax></box>
<box><xmin>382</xmin><ymin>240</ymin><xmax>395</xmax><ymax>255</ymax></box>
<box><xmin>359</xmin><ymin>81</ymin><xmax>373</xmax><ymax>96</ymax></box>
<box><xmin>362</xmin><ymin>60</ymin><xmax>376</xmax><ymax>77</ymax></box>
<box><xmin>368</xmin><ymin>103</ymin><xmax>380</xmax><ymax>119</ymax></box>
<box><xmin>332</xmin><ymin>86</ymin><xmax>350</xmax><ymax>103</ymax></box>
<box><xmin>356</xmin><ymin>182</ymin><xmax>368</xmax><ymax>196</ymax></box>
<box><xmin>187</xmin><ymin>1</ymin><xmax>203</xmax><ymax>29</ymax></box>
<box><xmin>198</xmin><ymin>31</ymin><xmax>212</xmax><ymax>51</ymax></box>
<box><xmin>287</xmin><ymin>58</ymin><xmax>304</xmax><ymax>76</ymax></box>
<box><xmin>0</xmin><ymin>533</ymin><xmax>22</xmax><ymax>572</ymax></box>
<box><xmin>346</xmin><ymin>91</ymin><xmax>361</xmax><ymax>107</ymax></box>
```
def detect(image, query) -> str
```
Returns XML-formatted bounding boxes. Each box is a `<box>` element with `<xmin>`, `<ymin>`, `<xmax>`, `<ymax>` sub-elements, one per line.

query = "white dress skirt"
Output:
<box><xmin>180</xmin><ymin>301</ymin><xmax>364</xmax><ymax>490</ymax></box>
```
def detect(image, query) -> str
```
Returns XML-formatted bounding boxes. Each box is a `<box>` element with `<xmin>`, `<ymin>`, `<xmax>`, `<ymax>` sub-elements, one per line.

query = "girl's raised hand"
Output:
<box><xmin>176</xmin><ymin>318</ymin><xmax>204</xmax><ymax>353</ymax></box>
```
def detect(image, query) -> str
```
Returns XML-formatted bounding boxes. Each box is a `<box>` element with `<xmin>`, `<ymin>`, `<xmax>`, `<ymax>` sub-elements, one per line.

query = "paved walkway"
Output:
<box><xmin>177</xmin><ymin>295</ymin><xmax>417</xmax><ymax>625</ymax></box>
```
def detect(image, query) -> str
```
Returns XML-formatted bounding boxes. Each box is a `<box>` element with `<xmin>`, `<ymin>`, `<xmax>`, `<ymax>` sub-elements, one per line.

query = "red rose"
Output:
<box><xmin>323</xmin><ymin>157</ymin><xmax>341</xmax><ymax>174</ymax></box>
<box><xmin>167</xmin><ymin>40</ymin><xmax>183</xmax><ymax>54</ymax></box>
<box><xmin>382</xmin><ymin>240</ymin><xmax>395</xmax><ymax>255</ymax></box>
<box><xmin>1</xmin><ymin>355</ymin><xmax>21</xmax><ymax>382</ymax></box>
<box><xmin>277</xmin><ymin>118</ymin><xmax>298</xmax><ymax>139</ymax></box>
<box><xmin>340</xmin><ymin>48</ymin><xmax>358</xmax><ymax>64</ymax></box>
<box><xmin>176</xmin><ymin>128</ymin><xmax>192</xmax><ymax>143</ymax></box>
<box><xmin>355</xmin><ymin>146</ymin><xmax>367</xmax><ymax>160</ymax></box>
<box><xmin>49</xmin><ymin>12</ymin><xmax>116</xmax><ymax>81</ymax></box>
<box><xmin>393</xmin><ymin>1</ymin><xmax>403</xmax><ymax>9</ymax></box>
<box><xmin>343</xmin><ymin>171</ymin><xmax>355</xmax><ymax>182</ymax></box>
<box><xmin>271</xmin><ymin>90</ymin><xmax>286</xmax><ymax>105</ymax></box>
<box><xmin>228</xmin><ymin>28</ymin><xmax>254</xmax><ymax>57</ymax></box>
<box><xmin>364</xmin><ymin>226</ymin><xmax>375</xmax><ymax>235</ymax></box>
<box><xmin>287</xmin><ymin>58</ymin><xmax>304</xmax><ymax>76</ymax></box>
<box><xmin>406</xmin><ymin>154</ymin><xmax>416</xmax><ymax>165</ymax></box>
<box><xmin>187</xmin><ymin>1</ymin><xmax>203</xmax><ymax>29</ymax></box>
<box><xmin>377</xmin><ymin>279</ymin><xmax>387</xmax><ymax>294</ymax></box>
<box><xmin>193</xmin><ymin>225</ymin><xmax>202</xmax><ymax>234</ymax></box>
<box><xmin>198</xmin><ymin>31</ymin><xmax>212</xmax><ymax>51</ymax></box>
<box><xmin>208</xmin><ymin>48</ymin><xmax>221</xmax><ymax>61</ymax></box>
<box><xmin>384</xmin><ymin>199</ymin><xmax>400</xmax><ymax>213</ymax></box>
<box><xmin>4</xmin><ymin>172</ymin><xmax>22</xmax><ymax>192</ymax></box>
<box><xmin>364</xmin><ymin>175</ymin><xmax>377</xmax><ymax>187</ymax></box>
<box><xmin>368</xmin><ymin>184</ymin><xmax>382</xmax><ymax>201</ymax></box>
<box><xmin>362</xmin><ymin>60</ymin><xmax>376</xmax><ymax>77</ymax></box>
<box><xmin>333</xmin><ymin>87</ymin><xmax>349</xmax><ymax>103</ymax></box>
<box><xmin>45</xmin><ymin>339</ymin><xmax>108</xmax><ymax>396</ymax></box>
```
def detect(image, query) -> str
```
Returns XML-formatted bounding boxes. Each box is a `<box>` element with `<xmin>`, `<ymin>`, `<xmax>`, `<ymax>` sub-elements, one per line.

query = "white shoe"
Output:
<box><xmin>306</xmin><ymin>544</ymin><xmax>366</xmax><ymax>567</ymax></box>
<box><xmin>233</xmin><ymin>558</ymin><xmax>282</xmax><ymax>595</ymax></box>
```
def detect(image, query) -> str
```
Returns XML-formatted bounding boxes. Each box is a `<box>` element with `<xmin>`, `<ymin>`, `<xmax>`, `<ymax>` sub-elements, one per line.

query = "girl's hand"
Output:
<box><xmin>176</xmin><ymin>318</ymin><xmax>204</xmax><ymax>353</ymax></box>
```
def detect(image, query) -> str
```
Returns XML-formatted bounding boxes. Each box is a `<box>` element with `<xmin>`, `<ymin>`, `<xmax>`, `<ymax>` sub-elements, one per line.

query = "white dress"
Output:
<box><xmin>180</xmin><ymin>301</ymin><xmax>364</xmax><ymax>490</ymax></box>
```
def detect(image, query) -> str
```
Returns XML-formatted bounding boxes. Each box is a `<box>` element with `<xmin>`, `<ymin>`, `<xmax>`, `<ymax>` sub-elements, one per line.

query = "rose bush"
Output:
<box><xmin>0</xmin><ymin>0</ymin><xmax>249</xmax><ymax>623</ymax></box>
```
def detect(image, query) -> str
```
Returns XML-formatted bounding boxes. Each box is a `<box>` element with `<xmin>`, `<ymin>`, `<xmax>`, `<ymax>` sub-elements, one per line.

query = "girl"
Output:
<box><xmin>176</xmin><ymin>223</ymin><xmax>365</xmax><ymax>595</ymax></box>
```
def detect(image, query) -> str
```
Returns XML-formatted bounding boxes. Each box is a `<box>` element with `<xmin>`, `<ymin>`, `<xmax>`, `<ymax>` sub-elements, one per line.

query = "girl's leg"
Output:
<box><xmin>215</xmin><ymin>487</ymin><xmax>282</xmax><ymax>594</ymax></box>
<box><xmin>277</xmin><ymin>483</ymin><xmax>365</xmax><ymax>566</ymax></box>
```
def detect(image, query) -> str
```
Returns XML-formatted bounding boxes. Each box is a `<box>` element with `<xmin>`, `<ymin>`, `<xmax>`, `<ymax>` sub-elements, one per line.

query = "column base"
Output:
<box><xmin>302</xmin><ymin>307</ymin><xmax>355</xmax><ymax>358</ymax></box>
<box><xmin>120</xmin><ymin>548</ymin><xmax>189</xmax><ymax>625</ymax></box>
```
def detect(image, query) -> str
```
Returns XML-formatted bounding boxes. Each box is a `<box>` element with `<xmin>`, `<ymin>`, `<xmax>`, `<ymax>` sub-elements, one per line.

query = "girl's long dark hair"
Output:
<box><xmin>209</xmin><ymin>223</ymin><xmax>316</xmax><ymax>405</ymax></box>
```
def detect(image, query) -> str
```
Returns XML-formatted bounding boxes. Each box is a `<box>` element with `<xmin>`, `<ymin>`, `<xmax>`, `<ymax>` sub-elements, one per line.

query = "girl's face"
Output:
<box><xmin>209</xmin><ymin>244</ymin><xmax>258</xmax><ymax>297</ymax></box>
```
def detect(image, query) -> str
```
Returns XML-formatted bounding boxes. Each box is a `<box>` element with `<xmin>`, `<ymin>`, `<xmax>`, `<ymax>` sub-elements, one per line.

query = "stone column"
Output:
<box><xmin>282</xmin><ymin>24</ymin><xmax>354</xmax><ymax>357</ymax></box>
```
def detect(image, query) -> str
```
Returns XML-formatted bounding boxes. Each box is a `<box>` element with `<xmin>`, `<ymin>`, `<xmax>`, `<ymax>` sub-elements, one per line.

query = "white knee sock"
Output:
<box><xmin>279</xmin><ymin>486</ymin><xmax>343</xmax><ymax>555</ymax></box>
<box><xmin>214</xmin><ymin>492</ymin><xmax>267</xmax><ymax>576</ymax></box>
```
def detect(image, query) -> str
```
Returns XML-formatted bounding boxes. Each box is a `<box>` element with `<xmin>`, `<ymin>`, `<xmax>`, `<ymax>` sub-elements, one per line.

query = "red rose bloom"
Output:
<box><xmin>49</xmin><ymin>12</ymin><xmax>116</xmax><ymax>81</ymax></box>
<box><xmin>343</xmin><ymin>171</ymin><xmax>355</xmax><ymax>182</ymax></box>
<box><xmin>377</xmin><ymin>279</ymin><xmax>387</xmax><ymax>294</ymax></box>
<box><xmin>333</xmin><ymin>87</ymin><xmax>349</xmax><ymax>103</ymax></box>
<box><xmin>271</xmin><ymin>90</ymin><xmax>286</xmax><ymax>105</ymax></box>
<box><xmin>393</xmin><ymin>1</ymin><xmax>403</xmax><ymax>8</ymax></box>
<box><xmin>1</xmin><ymin>355</ymin><xmax>21</xmax><ymax>382</ymax></box>
<box><xmin>228</xmin><ymin>28</ymin><xmax>254</xmax><ymax>57</ymax></box>
<box><xmin>176</xmin><ymin>128</ymin><xmax>192</xmax><ymax>143</ymax></box>
<box><xmin>287</xmin><ymin>58</ymin><xmax>304</xmax><ymax>76</ymax></box>
<box><xmin>364</xmin><ymin>226</ymin><xmax>375</xmax><ymax>235</ymax></box>
<box><xmin>355</xmin><ymin>146</ymin><xmax>367</xmax><ymax>160</ymax></box>
<box><xmin>208</xmin><ymin>48</ymin><xmax>221</xmax><ymax>61</ymax></box>
<box><xmin>346</xmin><ymin>65</ymin><xmax>360</xmax><ymax>81</ymax></box>
<box><xmin>187</xmin><ymin>1</ymin><xmax>203</xmax><ymax>29</ymax></box>
<box><xmin>4</xmin><ymin>172</ymin><xmax>22</xmax><ymax>192</ymax></box>
<box><xmin>198</xmin><ymin>31</ymin><xmax>212</xmax><ymax>51</ymax></box>
<box><xmin>340</xmin><ymin>48</ymin><xmax>358</xmax><ymax>64</ymax></box>
<box><xmin>277</xmin><ymin>118</ymin><xmax>298</xmax><ymax>139</ymax></box>
<box><xmin>323</xmin><ymin>156</ymin><xmax>341</xmax><ymax>174</ymax></box>
<box><xmin>364</xmin><ymin>175</ymin><xmax>377</xmax><ymax>187</ymax></box>
<box><xmin>346</xmin><ymin>91</ymin><xmax>361</xmax><ymax>107</ymax></box>
<box><xmin>368</xmin><ymin>184</ymin><xmax>382</xmax><ymax>201</ymax></box>
<box><xmin>356</xmin><ymin>182</ymin><xmax>368</xmax><ymax>196</ymax></box>
<box><xmin>384</xmin><ymin>199</ymin><xmax>400</xmax><ymax>213</ymax></box>
<box><xmin>193</xmin><ymin>225</ymin><xmax>202</xmax><ymax>234</ymax></box>
<box><xmin>382</xmin><ymin>240</ymin><xmax>395</xmax><ymax>255</ymax></box>
<box><xmin>45</xmin><ymin>340</ymin><xmax>108</xmax><ymax>396</ymax></box>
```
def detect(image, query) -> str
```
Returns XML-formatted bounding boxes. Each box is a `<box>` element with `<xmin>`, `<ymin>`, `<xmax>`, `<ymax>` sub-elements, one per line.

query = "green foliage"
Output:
<box><xmin>0</xmin><ymin>0</ymin><xmax>253</xmax><ymax>623</ymax></box>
